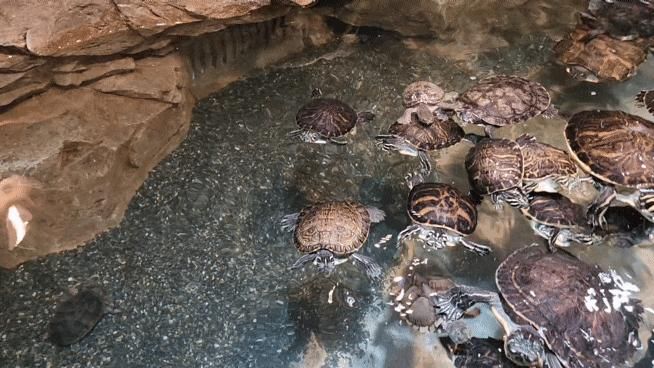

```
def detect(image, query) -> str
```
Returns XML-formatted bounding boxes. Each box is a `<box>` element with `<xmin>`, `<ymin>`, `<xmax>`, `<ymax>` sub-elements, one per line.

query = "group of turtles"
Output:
<box><xmin>279</xmin><ymin>68</ymin><xmax>654</xmax><ymax>366</ymax></box>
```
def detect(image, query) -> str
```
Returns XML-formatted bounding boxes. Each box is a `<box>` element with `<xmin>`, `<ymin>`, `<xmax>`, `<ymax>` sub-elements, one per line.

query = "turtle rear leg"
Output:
<box><xmin>458</xmin><ymin>238</ymin><xmax>491</xmax><ymax>256</ymax></box>
<box><xmin>280</xmin><ymin>212</ymin><xmax>300</xmax><ymax>232</ymax></box>
<box><xmin>587</xmin><ymin>185</ymin><xmax>616</xmax><ymax>229</ymax></box>
<box><xmin>350</xmin><ymin>253</ymin><xmax>382</xmax><ymax>280</ymax></box>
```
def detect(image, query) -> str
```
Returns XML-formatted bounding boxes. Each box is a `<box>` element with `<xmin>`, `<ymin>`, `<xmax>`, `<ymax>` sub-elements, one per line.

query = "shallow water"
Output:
<box><xmin>1</xmin><ymin>2</ymin><xmax>654</xmax><ymax>367</ymax></box>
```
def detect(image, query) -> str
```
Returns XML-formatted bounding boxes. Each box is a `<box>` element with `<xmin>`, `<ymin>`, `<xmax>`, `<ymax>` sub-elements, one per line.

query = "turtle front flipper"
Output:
<box><xmin>587</xmin><ymin>185</ymin><xmax>617</xmax><ymax>229</ymax></box>
<box><xmin>280</xmin><ymin>212</ymin><xmax>300</xmax><ymax>232</ymax></box>
<box><xmin>350</xmin><ymin>253</ymin><xmax>382</xmax><ymax>280</ymax></box>
<box><xmin>458</xmin><ymin>238</ymin><xmax>491</xmax><ymax>256</ymax></box>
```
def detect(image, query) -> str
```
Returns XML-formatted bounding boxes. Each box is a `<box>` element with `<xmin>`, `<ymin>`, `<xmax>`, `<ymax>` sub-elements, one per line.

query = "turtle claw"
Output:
<box><xmin>280</xmin><ymin>213</ymin><xmax>300</xmax><ymax>232</ymax></box>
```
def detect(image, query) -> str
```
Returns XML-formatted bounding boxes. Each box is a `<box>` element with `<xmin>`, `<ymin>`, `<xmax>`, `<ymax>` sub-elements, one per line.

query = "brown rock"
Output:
<box><xmin>53</xmin><ymin>57</ymin><xmax>136</xmax><ymax>87</ymax></box>
<box><xmin>0</xmin><ymin>53</ymin><xmax>46</xmax><ymax>72</ymax></box>
<box><xmin>0</xmin><ymin>53</ymin><xmax>193</xmax><ymax>268</ymax></box>
<box><xmin>0</xmin><ymin>68</ymin><xmax>51</xmax><ymax>108</ymax></box>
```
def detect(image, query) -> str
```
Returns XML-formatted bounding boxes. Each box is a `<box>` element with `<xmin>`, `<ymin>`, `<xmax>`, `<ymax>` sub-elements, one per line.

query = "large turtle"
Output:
<box><xmin>516</xmin><ymin>134</ymin><xmax>591</xmax><ymax>194</ymax></box>
<box><xmin>48</xmin><ymin>283</ymin><xmax>112</xmax><ymax>346</ymax></box>
<box><xmin>636</xmin><ymin>89</ymin><xmax>654</xmax><ymax>116</ymax></box>
<box><xmin>465</xmin><ymin>138</ymin><xmax>530</xmax><ymax>208</ymax></box>
<box><xmin>444</xmin><ymin>337</ymin><xmax>522</xmax><ymax>368</ymax></box>
<box><xmin>396</xmin><ymin>182</ymin><xmax>491</xmax><ymax>255</ymax></box>
<box><xmin>520</xmin><ymin>192</ymin><xmax>596</xmax><ymax>250</ymax></box>
<box><xmin>436</xmin><ymin>245</ymin><xmax>644</xmax><ymax>368</ymax></box>
<box><xmin>565</xmin><ymin>110</ymin><xmax>654</xmax><ymax>228</ymax></box>
<box><xmin>455</xmin><ymin>75</ymin><xmax>557</xmax><ymax>137</ymax></box>
<box><xmin>281</xmin><ymin>201</ymin><xmax>384</xmax><ymax>279</ymax></box>
<box><xmin>289</xmin><ymin>94</ymin><xmax>374</xmax><ymax>145</ymax></box>
<box><xmin>554</xmin><ymin>25</ymin><xmax>649</xmax><ymax>83</ymax></box>
<box><xmin>580</xmin><ymin>0</ymin><xmax>654</xmax><ymax>41</ymax></box>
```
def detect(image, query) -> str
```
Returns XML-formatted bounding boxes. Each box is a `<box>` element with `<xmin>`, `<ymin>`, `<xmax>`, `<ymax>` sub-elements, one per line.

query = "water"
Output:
<box><xmin>1</xmin><ymin>2</ymin><xmax>654</xmax><ymax>367</ymax></box>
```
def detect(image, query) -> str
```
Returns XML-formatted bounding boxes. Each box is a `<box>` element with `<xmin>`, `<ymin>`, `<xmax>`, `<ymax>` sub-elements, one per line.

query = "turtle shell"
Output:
<box><xmin>565</xmin><ymin>110</ymin><xmax>654</xmax><ymax>188</ymax></box>
<box><xmin>497</xmin><ymin>245</ymin><xmax>643</xmax><ymax>368</ymax></box>
<box><xmin>448</xmin><ymin>337</ymin><xmax>520</xmax><ymax>368</ymax></box>
<box><xmin>402</xmin><ymin>81</ymin><xmax>445</xmax><ymax>108</ymax></box>
<box><xmin>293</xmin><ymin>201</ymin><xmax>370</xmax><ymax>256</ymax></box>
<box><xmin>388</xmin><ymin>117</ymin><xmax>464</xmax><ymax>151</ymax></box>
<box><xmin>295</xmin><ymin>98</ymin><xmax>358</xmax><ymax>138</ymax></box>
<box><xmin>407</xmin><ymin>183</ymin><xmax>477</xmax><ymax>236</ymax></box>
<box><xmin>516</xmin><ymin>135</ymin><xmax>578</xmax><ymax>180</ymax></box>
<box><xmin>521</xmin><ymin>193</ymin><xmax>586</xmax><ymax>229</ymax></box>
<box><xmin>584</xmin><ymin>0</ymin><xmax>654</xmax><ymax>40</ymax></box>
<box><xmin>465</xmin><ymin>139</ymin><xmax>524</xmax><ymax>195</ymax></box>
<box><xmin>48</xmin><ymin>284</ymin><xmax>108</xmax><ymax>346</ymax></box>
<box><xmin>457</xmin><ymin>75</ymin><xmax>551</xmax><ymax>127</ymax></box>
<box><xmin>636</xmin><ymin>90</ymin><xmax>654</xmax><ymax>116</ymax></box>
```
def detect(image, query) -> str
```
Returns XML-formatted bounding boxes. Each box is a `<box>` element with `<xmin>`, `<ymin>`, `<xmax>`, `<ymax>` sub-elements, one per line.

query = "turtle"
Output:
<box><xmin>553</xmin><ymin>25</ymin><xmax>649</xmax><ymax>83</ymax></box>
<box><xmin>444</xmin><ymin>337</ymin><xmax>522</xmax><ymax>368</ymax></box>
<box><xmin>396</xmin><ymin>182</ymin><xmax>491</xmax><ymax>255</ymax></box>
<box><xmin>580</xmin><ymin>0</ymin><xmax>654</xmax><ymax>41</ymax></box>
<box><xmin>636</xmin><ymin>89</ymin><xmax>654</xmax><ymax>116</ymax></box>
<box><xmin>401</xmin><ymin>80</ymin><xmax>460</xmax><ymax>121</ymax></box>
<box><xmin>565</xmin><ymin>110</ymin><xmax>654</xmax><ymax>228</ymax></box>
<box><xmin>465</xmin><ymin>138</ymin><xmax>530</xmax><ymax>208</ymax></box>
<box><xmin>289</xmin><ymin>95</ymin><xmax>374</xmax><ymax>145</ymax></box>
<box><xmin>280</xmin><ymin>201</ymin><xmax>384</xmax><ymax>279</ymax></box>
<box><xmin>48</xmin><ymin>283</ymin><xmax>112</xmax><ymax>346</ymax></box>
<box><xmin>515</xmin><ymin>134</ymin><xmax>591</xmax><ymax>194</ymax></box>
<box><xmin>455</xmin><ymin>75</ymin><xmax>557</xmax><ymax>137</ymax></box>
<box><xmin>520</xmin><ymin>192</ymin><xmax>597</xmax><ymax>251</ymax></box>
<box><xmin>435</xmin><ymin>245</ymin><xmax>644</xmax><ymax>368</ymax></box>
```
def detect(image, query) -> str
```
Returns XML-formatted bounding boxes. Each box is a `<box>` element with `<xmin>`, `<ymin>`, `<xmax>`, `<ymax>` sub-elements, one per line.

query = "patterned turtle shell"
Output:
<box><xmin>407</xmin><ymin>183</ymin><xmax>477</xmax><ymax>236</ymax></box>
<box><xmin>387</xmin><ymin>117</ymin><xmax>464</xmax><ymax>151</ymax></box>
<box><xmin>295</xmin><ymin>98</ymin><xmax>358</xmax><ymax>138</ymax></box>
<box><xmin>497</xmin><ymin>245</ymin><xmax>643</xmax><ymax>368</ymax></box>
<box><xmin>293</xmin><ymin>201</ymin><xmax>371</xmax><ymax>256</ymax></box>
<box><xmin>516</xmin><ymin>135</ymin><xmax>579</xmax><ymax>180</ymax></box>
<box><xmin>402</xmin><ymin>81</ymin><xmax>445</xmax><ymax>108</ymax></box>
<box><xmin>457</xmin><ymin>75</ymin><xmax>552</xmax><ymax>127</ymax></box>
<box><xmin>465</xmin><ymin>138</ymin><xmax>524</xmax><ymax>195</ymax></box>
<box><xmin>521</xmin><ymin>193</ymin><xmax>586</xmax><ymax>229</ymax></box>
<box><xmin>565</xmin><ymin>110</ymin><xmax>654</xmax><ymax>188</ymax></box>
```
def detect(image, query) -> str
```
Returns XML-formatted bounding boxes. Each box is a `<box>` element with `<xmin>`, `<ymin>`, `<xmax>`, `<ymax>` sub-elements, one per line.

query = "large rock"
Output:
<box><xmin>0</xmin><ymin>54</ymin><xmax>193</xmax><ymax>268</ymax></box>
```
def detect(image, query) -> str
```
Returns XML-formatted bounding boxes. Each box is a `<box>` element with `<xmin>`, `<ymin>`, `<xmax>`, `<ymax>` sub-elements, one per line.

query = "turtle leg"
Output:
<box><xmin>461</xmin><ymin>132</ymin><xmax>485</xmax><ymax>145</ymax></box>
<box><xmin>495</xmin><ymin>188</ymin><xmax>530</xmax><ymax>209</ymax></box>
<box><xmin>310</xmin><ymin>88</ymin><xmax>322</xmax><ymax>98</ymax></box>
<box><xmin>458</xmin><ymin>237</ymin><xmax>492</xmax><ymax>256</ymax></box>
<box><xmin>433</xmin><ymin>285</ymin><xmax>502</xmax><ymax>321</ymax></box>
<box><xmin>288</xmin><ymin>129</ymin><xmax>329</xmax><ymax>144</ymax></box>
<box><xmin>587</xmin><ymin>185</ymin><xmax>616</xmax><ymax>229</ymax></box>
<box><xmin>290</xmin><ymin>253</ymin><xmax>318</xmax><ymax>270</ymax></box>
<box><xmin>547</xmin><ymin>227</ymin><xmax>561</xmax><ymax>252</ymax></box>
<box><xmin>541</xmin><ymin>104</ymin><xmax>559</xmax><ymax>119</ymax></box>
<box><xmin>350</xmin><ymin>253</ymin><xmax>382</xmax><ymax>280</ymax></box>
<box><xmin>638</xmin><ymin>188</ymin><xmax>654</xmax><ymax>223</ymax></box>
<box><xmin>417</xmin><ymin>150</ymin><xmax>432</xmax><ymax>177</ymax></box>
<box><xmin>423</xmin><ymin>229</ymin><xmax>448</xmax><ymax>251</ymax></box>
<box><xmin>328</xmin><ymin>137</ymin><xmax>348</xmax><ymax>145</ymax></box>
<box><xmin>356</xmin><ymin>111</ymin><xmax>375</xmax><ymax>124</ymax></box>
<box><xmin>280</xmin><ymin>212</ymin><xmax>300</xmax><ymax>232</ymax></box>
<box><xmin>375</xmin><ymin>135</ymin><xmax>417</xmax><ymax>156</ymax></box>
<box><xmin>396</xmin><ymin>224</ymin><xmax>421</xmax><ymax>248</ymax></box>
<box><xmin>543</xmin><ymin>353</ymin><xmax>564</xmax><ymax>368</ymax></box>
<box><xmin>483</xmin><ymin>125</ymin><xmax>495</xmax><ymax>138</ymax></box>
<box><xmin>365</xmin><ymin>206</ymin><xmax>386</xmax><ymax>223</ymax></box>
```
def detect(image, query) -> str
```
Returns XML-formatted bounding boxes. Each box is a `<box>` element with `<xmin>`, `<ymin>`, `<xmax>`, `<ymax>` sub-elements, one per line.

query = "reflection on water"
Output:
<box><xmin>1</xmin><ymin>0</ymin><xmax>654</xmax><ymax>367</ymax></box>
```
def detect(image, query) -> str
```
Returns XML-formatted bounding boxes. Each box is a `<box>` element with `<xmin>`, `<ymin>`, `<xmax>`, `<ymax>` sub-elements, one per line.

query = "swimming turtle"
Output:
<box><xmin>401</xmin><ymin>80</ymin><xmax>459</xmax><ymax>121</ymax></box>
<box><xmin>565</xmin><ymin>110</ymin><xmax>654</xmax><ymax>228</ymax></box>
<box><xmin>580</xmin><ymin>0</ymin><xmax>654</xmax><ymax>41</ymax></box>
<box><xmin>636</xmin><ymin>89</ymin><xmax>654</xmax><ymax>116</ymax></box>
<box><xmin>520</xmin><ymin>192</ymin><xmax>596</xmax><ymax>250</ymax></box>
<box><xmin>515</xmin><ymin>134</ymin><xmax>591</xmax><ymax>194</ymax></box>
<box><xmin>435</xmin><ymin>245</ymin><xmax>644</xmax><ymax>368</ymax></box>
<box><xmin>554</xmin><ymin>25</ymin><xmax>649</xmax><ymax>83</ymax></box>
<box><xmin>455</xmin><ymin>75</ymin><xmax>557</xmax><ymax>137</ymax></box>
<box><xmin>281</xmin><ymin>201</ymin><xmax>384</xmax><ymax>279</ymax></box>
<box><xmin>48</xmin><ymin>283</ymin><xmax>112</xmax><ymax>346</ymax></box>
<box><xmin>444</xmin><ymin>337</ymin><xmax>521</xmax><ymax>368</ymax></box>
<box><xmin>465</xmin><ymin>138</ymin><xmax>530</xmax><ymax>208</ymax></box>
<box><xmin>289</xmin><ymin>95</ymin><xmax>374</xmax><ymax>145</ymax></box>
<box><xmin>396</xmin><ymin>182</ymin><xmax>491</xmax><ymax>255</ymax></box>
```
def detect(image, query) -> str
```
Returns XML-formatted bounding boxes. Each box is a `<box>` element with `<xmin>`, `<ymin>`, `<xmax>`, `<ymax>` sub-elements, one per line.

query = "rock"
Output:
<box><xmin>53</xmin><ymin>57</ymin><xmax>136</xmax><ymax>87</ymax></box>
<box><xmin>0</xmin><ymin>53</ymin><xmax>46</xmax><ymax>72</ymax></box>
<box><xmin>0</xmin><ymin>53</ymin><xmax>193</xmax><ymax>268</ymax></box>
<box><xmin>0</xmin><ymin>68</ymin><xmax>51</xmax><ymax>108</ymax></box>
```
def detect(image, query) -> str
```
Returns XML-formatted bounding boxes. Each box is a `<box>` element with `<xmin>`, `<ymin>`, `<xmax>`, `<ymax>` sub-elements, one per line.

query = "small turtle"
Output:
<box><xmin>436</xmin><ymin>245</ymin><xmax>644</xmax><ymax>368</ymax></box>
<box><xmin>48</xmin><ymin>283</ymin><xmax>112</xmax><ymax>346</ymax></box>
<box><xmin>396</xmin><ymin>182</ymin><xmax>491</xmax><ymax>255</ymax></box>
<box><xmin>554</xmin><ymin>25</ymin><xmax>649</xmax><ymax>83</ymax></box>
<box><xmin>376</xmin><ymin>105</ymin><xmax>478</xmax><ymax>182</ymax></box>
<box><xmin>520</xmin><ymin>192</ymin><xmax>596</xmax><ymax>250</ymax></box>
<box><xmin>580</xmin><ymin>0</ymin><xmax>654</xmax><ymax>41</ymax></box>
<box><xmin>515</xmin><ymin>134</ymin><xmax>591</xmax><ymax>194</ymax></box>
<box><xmin>281</xmin><ymin>201</ymin><xmax>384</xmax><ymax>279</ymax></box>
<box><xmin>289</xmin><ymin>94</ymin><xmax>374</xmax><ymax>145</ymax></box>
<box><xmin>565</xmin><ymin>110</ymin><xmax>654</xmax><ymax>228</ymax></box>
<box><xmin>444</xmin><ymin>337</ymin><xmax>521</xmax><ymax>368</ymax></box>
<box><xmin>465</xmin><ymin>138</ymin><xmax>530</xmax><ymax>208</ymax></box>
<box><xmin>636</xmin><ymin>89</ymin><xmax>654</xmax><ymax>116</ymax></box>
<box><xmin>455</xmin><ymin>75</ymin><xmax>557</xmax><ymax>137</ymax></box>
<box><xmin>401</xmin><ymin>80</ymin><xmax>459</xmax><ymax>120</ymax></box>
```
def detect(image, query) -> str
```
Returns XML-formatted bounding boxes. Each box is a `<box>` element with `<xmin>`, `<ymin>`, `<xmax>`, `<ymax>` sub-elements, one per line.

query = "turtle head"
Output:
<box><xmin>313</xmin><ymin>250</ymin><xmax>336</xmax><ymax>274</ymax></box>
<box><xmin>565</xmin><ymin>66</ymin><xmax>600</xmax><ymax>84</ymax></box>
<box><xmin>504</xmin><ymin>326</ymin><xmax>546</xmax><ymax>367</ymax></box>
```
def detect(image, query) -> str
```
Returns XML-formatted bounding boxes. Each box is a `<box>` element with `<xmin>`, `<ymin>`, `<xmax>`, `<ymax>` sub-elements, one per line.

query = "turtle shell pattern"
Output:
<box><xmin>293</xmin><ymin>201</ymin><xmax>371</xmax><ymax>256</ymax></box>
<box><xmin>295</xmin><ymin>98</ymin><xmax>358</xmax><ymax>138</ymax></box>
<box><xmin>407</xmin><ymin>183</ymin><xmax>477</xmax><ymax>236</ymax></box>
<box><xmin>465</xmin><ymin>138</ymin><xmax>524</xmax><ymax>195</ymax></box>
<box><xmin>449</xmin><ymin>337</ymin><xmax>520</xmax><ymax>368</ymax></box>
<box><xmin>565</xmin><ymin>110</ymin><xmax>654</xmax><ymax>188</ymax></box>
<box><xmin>457</xmin><ymin>75</ymin><xmax>551</xmax><ymax>127</ymax></box>
<box><xmin>497</xmin><ymin>245</ymin><xmax>643</xmax><ymax>368</ymax></box>
<box><xmin>388</xmin><ymin>118</ymin><xmax>464</xmax><ymax>151</ymax></box>
<box><xmin>522</xmin><ymin>193</ymin><xmax>585</xmax><ymax>228</ymax></box>
<box><xmin>402</xmin><ymin>81</ymin><xmax>445</xmax><ymax>108</ymax></box>
<box><xmin>48</xmin><ymin>285</ymin><xmax>107</xmax><ymax>346</ymax></box>
<box><xmin>516</xmin><ymin>136</ymin><xmax>578</xmax><ymax>180</ymax></box>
